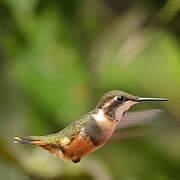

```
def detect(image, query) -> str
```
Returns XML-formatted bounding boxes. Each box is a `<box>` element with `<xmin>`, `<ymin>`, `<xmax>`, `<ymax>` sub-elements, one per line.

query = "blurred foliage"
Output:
<box><xmin>0</xmin><ymin>0</ymin><xmax>180</xmax><ymax>179</ymax></box>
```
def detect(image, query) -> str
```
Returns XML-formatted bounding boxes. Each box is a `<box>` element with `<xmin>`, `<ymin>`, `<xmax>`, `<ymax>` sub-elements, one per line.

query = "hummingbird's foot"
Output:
<box><xmin>72</xmin><ymin>156</ymin><xmax>81</xmax><ymax>163</ymax></box>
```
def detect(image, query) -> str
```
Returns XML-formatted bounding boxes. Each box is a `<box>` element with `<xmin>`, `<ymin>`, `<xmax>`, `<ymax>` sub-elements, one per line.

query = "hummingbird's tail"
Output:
<box><xmin>14</xmin><ymin>136</ymin><xmax>47</xmax><ymax>146</ymax></box>
<box><xmin>14</xmin><ymin>136</ymin><xmax>65</xmax><ymax>159</ymax></box>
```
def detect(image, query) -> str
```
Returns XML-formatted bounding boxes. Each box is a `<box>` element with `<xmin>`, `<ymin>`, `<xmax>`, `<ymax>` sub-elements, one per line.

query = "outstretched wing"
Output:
<box><xmin>116</xmin><ymin>109</ymin><xmax>163</xmax><ymax>130</ymax></box>
<box><xmin>113</xmin><ymin>109</ymin><xmax>163</xmax><ymax>139</ymax></box>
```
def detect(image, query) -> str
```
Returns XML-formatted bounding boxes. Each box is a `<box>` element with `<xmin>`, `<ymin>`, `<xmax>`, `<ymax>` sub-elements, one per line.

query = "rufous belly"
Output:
<box><xmin>63</xmin><ymin>135</ymin><xmax>104</xmax><ymax>160</ymax></box>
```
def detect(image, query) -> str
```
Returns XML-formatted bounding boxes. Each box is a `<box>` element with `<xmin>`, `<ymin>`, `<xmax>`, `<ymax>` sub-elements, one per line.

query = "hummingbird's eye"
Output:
<box><xmin>117</xmin><ymin>96</ymin><xmax>125</xmax><ymax>102</ymax></box>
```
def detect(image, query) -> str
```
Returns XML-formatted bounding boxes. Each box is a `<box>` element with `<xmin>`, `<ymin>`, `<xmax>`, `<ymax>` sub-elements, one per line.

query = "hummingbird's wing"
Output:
<box><xmin>116</xmin><ymin>109</ymin><xmax>163</xmax><ymax>130</ymax></box>
<box><xmin>113</xmin><ymin>109</ymin><xmax>163</xmax><ymax>139</ymax></box>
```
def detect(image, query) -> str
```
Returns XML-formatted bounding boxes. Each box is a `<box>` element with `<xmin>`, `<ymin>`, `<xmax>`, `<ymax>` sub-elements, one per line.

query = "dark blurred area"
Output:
<box><xmin>0</xmin><ymin>0</ymin><xmax>180</xmax><ymax>179</ymax></box>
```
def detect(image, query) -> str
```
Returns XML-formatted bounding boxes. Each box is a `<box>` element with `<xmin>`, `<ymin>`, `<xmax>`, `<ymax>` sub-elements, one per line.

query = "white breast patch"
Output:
<box><xmin>92</xmin><ymin>109</ymin><xmax>106</xmax><ymax>122</ymax></box>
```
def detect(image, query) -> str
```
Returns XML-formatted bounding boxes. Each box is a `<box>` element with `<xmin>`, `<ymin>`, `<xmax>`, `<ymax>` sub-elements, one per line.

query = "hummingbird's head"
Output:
<box><xmin>96</xmin><ymin>90</ymin><xmax>168</xmax><ymax>121</ymax></box>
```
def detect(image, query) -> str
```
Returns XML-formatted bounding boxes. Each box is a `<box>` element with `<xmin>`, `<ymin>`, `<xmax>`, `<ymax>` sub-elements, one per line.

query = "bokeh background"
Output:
<box><xmin>0</xmin><ymin>0</ymin><xmax>180</xmax><ymax>179</ymax></box>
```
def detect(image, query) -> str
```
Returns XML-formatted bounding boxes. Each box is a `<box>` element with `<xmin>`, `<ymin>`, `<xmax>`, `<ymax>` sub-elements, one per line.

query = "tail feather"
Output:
<box><xmin>14</xmin><ymin>136</ymin><xmax>47</xmax><ymax>145</ymax></box>
<box><xmin>14</xmin><ymin>136</ymin><xmax>65</xmax><ymax>159</ymax></box>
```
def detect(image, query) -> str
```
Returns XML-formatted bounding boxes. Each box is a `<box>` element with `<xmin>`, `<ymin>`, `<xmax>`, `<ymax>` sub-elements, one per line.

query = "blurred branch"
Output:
<box><xmin>157</xmin><ymin>0</ymin><xmax>180</xmax><ymax>23</ymax></box>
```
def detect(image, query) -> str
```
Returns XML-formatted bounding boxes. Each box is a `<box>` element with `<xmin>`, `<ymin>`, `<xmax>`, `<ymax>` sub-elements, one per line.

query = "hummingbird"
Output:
<box><xmin>14</xmin><ymin>90</ymin><xmax>168</xmax><ymax>163</ymax></box>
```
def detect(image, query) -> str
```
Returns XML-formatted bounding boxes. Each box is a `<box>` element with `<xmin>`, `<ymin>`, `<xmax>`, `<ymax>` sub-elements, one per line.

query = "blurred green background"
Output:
<box><xmin>0</xmin><ymin>0</ymin><xmax>180</xmax><ymax>179</ymax></box>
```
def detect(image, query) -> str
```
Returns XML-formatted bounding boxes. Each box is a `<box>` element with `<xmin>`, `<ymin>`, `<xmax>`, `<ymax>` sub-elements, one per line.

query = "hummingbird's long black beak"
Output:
<box><xmin>136</xmin><ymin>97</ymin><xmax>168</xmax><ymax>102</ymax></box>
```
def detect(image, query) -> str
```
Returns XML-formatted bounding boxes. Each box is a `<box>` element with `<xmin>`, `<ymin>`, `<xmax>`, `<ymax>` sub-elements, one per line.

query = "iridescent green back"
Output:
<box><xmin>40</xmin><ymin>111</ymin><xmax>95</xmax><ymax>144</ymax></box>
